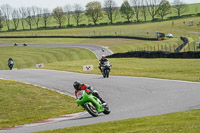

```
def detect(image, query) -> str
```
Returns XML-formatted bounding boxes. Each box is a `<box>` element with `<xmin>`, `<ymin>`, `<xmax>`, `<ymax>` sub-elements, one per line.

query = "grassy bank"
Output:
<box><xmin>0</xmin><ymin>16</ymin><xmax>199</xmax><ymax>53</ymax></box>
<box><xmin>39</xmin><ymin>109</ymin><xmax>200</xmax><ymax>133</ymax></box>
<box><xmin>43</xmin><ymin>58</ymin><xmax>200</xmax><ymax>82</ymax></box>
<box><xmin>0</xmin><ymin>46</ymin><xmax>96</xmax><ymax>70</ymax></box>
<box><xmin>0</xmin><ymin>79</ymin><xmax>82</xmax><ymax>129</ymax></box>
<box><xmin>1</xmin><ymin>17</ymin><xmax>199</xmax><ymax>38</ymax></box>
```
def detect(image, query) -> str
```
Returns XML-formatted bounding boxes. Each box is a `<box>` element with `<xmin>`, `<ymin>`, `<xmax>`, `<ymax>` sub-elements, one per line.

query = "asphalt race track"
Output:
<box><xmin>0</xmin><ymin>44</ymin><xmax>200</xmax><ymax>133</ymax></box>
<box><xmin>0</xmin><ymin>69</ymin><xmax>200</xmax><ymax>133</ymax></box>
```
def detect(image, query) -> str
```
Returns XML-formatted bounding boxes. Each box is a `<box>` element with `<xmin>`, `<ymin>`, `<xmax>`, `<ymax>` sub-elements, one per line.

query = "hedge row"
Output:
<box><xmin>0</xmin><ymin>35</ymin><xmax>158</xmax><ymax>40</ymax></box>
<box><xmin>107</xmin><ymin>51</ymin><xmax>200</xmax><ymax>58</ymax></box>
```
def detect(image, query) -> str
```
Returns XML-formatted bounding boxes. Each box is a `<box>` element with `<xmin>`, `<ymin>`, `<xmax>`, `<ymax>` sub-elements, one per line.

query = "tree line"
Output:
<box><xmin>0</xmin><ymin>0</ymin><xmax>195</xmax><ymax>31</ymax></box>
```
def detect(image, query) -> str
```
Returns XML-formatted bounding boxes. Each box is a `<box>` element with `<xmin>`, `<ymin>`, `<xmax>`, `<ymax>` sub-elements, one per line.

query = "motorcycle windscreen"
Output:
<box><xmin>77</xmin><ymin>90</ymin><xmax>85</xmax><ymax>99</ymax></box>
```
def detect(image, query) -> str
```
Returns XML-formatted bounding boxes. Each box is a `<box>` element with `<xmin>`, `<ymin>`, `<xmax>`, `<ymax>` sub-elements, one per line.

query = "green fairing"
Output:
<box><xmin>76</xmin><ymin>91</ymin><xmax>104</xmax><ymax>113</ymax></box>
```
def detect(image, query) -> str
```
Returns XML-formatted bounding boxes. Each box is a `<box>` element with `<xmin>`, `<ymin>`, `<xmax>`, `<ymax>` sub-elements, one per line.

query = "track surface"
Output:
<box><xmin>0</xmin><ymin>69</ymin><xmax>200</xmax><ymax>133</ymax></box>
<box><xmin>1</xmin><ymin>44</ymin><xmax>200</xmax><ymax>132</ymax></box>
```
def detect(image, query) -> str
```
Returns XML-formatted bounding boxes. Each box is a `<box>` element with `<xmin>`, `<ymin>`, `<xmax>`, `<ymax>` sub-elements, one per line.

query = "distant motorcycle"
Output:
<box><xmin>8</xmin><ymin>61</ymin><xmax>14</xmax><ymax>70</ymax></box>
<box><xmin>76</xmin><ymin>90</ymin><xmax>110</xmax><ymax>117</ymax></box>
<box><xmin>102</xmin><ymin>61</ymin><xmax>111</xmax><ymax>78</ymax></box>
<box><xmin>23</xmin><ymin>43</ymin><xmax>27</xmax><ymax>46</ymax></box>
<box><xmin>14</xmin><ymin>43</ymin><xmax>18</xmax><ymax>46</ymax></box>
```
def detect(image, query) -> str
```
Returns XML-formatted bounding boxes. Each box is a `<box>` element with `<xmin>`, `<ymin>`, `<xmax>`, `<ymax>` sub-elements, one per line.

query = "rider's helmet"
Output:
<box><xmin>102</xmin><ymin>55</ymin><xmax>106</xmax><ymax>60</ymax></box>
<box><xmin>73</xmin><ymin>81</ymin><xmax>82</xmax><ymax>90</ymax></box>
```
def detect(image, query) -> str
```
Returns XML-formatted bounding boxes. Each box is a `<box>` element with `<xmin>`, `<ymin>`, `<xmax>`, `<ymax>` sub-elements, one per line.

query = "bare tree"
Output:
<box><xmin>0</xmin><ymin>10</ymin><xmax>3</xmax><ymax>30</ymax></box>
<box><xmin>19</xmin><ymin>7</ymin><xmax>27</xmax><ymax>30</ymax></box>
<box><xmin>104</xmin><ymin>0</ymin><xmax>118</xmax><ymax>24</ymax></box>
<box><xmin>194</xmin><ymin>7</ymin><xmax>199</xmax><ymax>15</ymax></box>
<box><xmin>53</xmin><ymin>7</ymin><xmax>65</xmax><ymax>28</ymax></box>
<box><xmin>131</xmin><ymin>0</ymin><xmax>141</xmax><ymax>22</ymax></box>
<box><xmin>12</xmin><ymin>9</ymin><xmax>20</xmax><ymax>30</ymax></box>
<box><xmin>42</xmin><ymin>8</ymin><xmax>51</xmax><ymax>29</ymax></box>
<box><xmin>73</xmin><ymin>4</ymin><xmax>83</xmax><ymax>26</ymax></box>
<box><xmin>146</xmin><ymin>0</ymin><xmax>161</xmax><ymax>21</ymax></box>
<box><xmin>25</xmin><ymin>7</ymin><xmax>34</xmax><ymax>30</ymax></box>
<box><xmin>173</xmin><ymin>0</ymin><xmax>187</xmax><ymax>18</ymax></box>
<box><xmin>1</xmin><ymin>4</ymin><xmax>12</xmax><ymax>30</ymax></box>
<box><xmin>32</xmin><ymin>6</ymin><xmax>42</xmax><ymax>29</ymax></box>
<box><xmin>63</xmin><ymin>4</ymin><xmax>72</xmax><ymax>26</ymax></box>
<box><xmin>141</xmin><ymin>0</ymin><xmax>147</xmax><ymax>21</ymax></box>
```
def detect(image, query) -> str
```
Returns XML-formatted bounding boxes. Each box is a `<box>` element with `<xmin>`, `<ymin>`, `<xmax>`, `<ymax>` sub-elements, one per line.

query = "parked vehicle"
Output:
<box><xmin>167</xmin><ymin>33</ymin><xmax>173</xmax><ymax>38</ymax></box>
<box><xmin>76</xmin><ymin>90</ymin><xmax>110</xmax><ymax>117</ymax></box>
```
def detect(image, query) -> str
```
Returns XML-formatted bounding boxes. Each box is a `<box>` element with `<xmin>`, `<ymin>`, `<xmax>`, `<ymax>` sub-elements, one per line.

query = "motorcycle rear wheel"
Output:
<box><xmin>85</xmin><ymin>104</ymin><xmax>98</xmax><ymax>117</ymax></box>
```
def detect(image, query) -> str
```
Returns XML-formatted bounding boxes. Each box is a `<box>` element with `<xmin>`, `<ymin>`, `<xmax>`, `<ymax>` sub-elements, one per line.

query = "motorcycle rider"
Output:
<box><xmin>73</xmin><ymin>81</ymin><xmax>107</xmax><ymax>105</ymax></box>
<box><xmin>98</xmin><ymin>55</ymin><xmax>109</xmax><ymax>73</ymax></box>
<box><xmin>8</xmin><ymin>57</ymin><xmax>14</xmax><ymax>70</ymax></box>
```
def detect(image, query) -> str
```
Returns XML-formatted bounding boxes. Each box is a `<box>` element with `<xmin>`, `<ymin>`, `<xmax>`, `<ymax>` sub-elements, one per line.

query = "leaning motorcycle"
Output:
<box><xmin>102</xmin><ymin>61</ymin><xmax>111</xmax><ymax>78</ymax></box>
<box><xmin>76</xmin><ymin>90</ymin><xmax>110</xmax><ymax>117</ymax></box>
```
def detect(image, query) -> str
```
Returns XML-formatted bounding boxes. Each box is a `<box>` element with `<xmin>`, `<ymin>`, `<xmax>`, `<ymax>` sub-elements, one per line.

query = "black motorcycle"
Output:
<box><xmin>102</xmin><ymin>61</ymin><xmax>111</xmax><ymax>78</ymax></box>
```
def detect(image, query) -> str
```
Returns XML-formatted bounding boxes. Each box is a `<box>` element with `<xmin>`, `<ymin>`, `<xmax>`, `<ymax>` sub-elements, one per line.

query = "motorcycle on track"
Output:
<box><xmin>76</xmin><ymin>90</ymin><xmax>110</xmax><ymax>117</ymax></box>
<box><xmin>8</xmin><ymin>61</ymin><xmax>14</xmax><ymax>70</ymax></box>
<box><xmin>102</xmin><ymin>61</ymin><xmax>111</xmax><ymax>78</ymax></box>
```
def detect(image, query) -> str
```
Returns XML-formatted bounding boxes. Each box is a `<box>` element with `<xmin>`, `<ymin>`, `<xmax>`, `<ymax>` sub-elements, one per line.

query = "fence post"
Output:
<box><xmin>188</xmin><ymin>43</ymin><xmax>190</xmax><ymax>51</ymax></box>
<box><xmin>174</xmin><ymin>44</ymin><xmax>175</xmax><ymax>52</ymax></box>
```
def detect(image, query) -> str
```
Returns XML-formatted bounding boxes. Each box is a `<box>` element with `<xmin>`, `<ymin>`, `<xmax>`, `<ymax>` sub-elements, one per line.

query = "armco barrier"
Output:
<box><xmin>107</xmin><ymin>51</ymin><xmax>200</xmax><ymax>58</ymax></box>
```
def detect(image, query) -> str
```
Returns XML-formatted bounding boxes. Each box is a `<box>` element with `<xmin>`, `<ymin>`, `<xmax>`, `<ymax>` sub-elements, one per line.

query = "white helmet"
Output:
<box><xmin>102</xmin><ymin>55</ymin><xmax>106</xmax><ymax>59</ymax></box>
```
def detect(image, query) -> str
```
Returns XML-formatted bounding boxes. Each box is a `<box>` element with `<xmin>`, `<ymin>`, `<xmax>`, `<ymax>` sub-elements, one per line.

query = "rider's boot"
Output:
<box><xmin>93</xmin><ymin>91</ymin><xmax>107</xmax><ymax>105</ymax></box>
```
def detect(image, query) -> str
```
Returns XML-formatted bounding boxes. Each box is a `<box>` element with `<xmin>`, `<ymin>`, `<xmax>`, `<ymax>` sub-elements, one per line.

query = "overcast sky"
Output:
<box><xmin>0</xmin><ymin>0</ymin><xmax>199</xmax><ymax>10</ymax></box>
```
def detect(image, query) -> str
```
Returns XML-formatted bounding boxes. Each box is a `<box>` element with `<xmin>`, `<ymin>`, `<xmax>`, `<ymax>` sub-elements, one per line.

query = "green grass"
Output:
<box><xmin>39</xmin><ymin>109</ymin><xmax>200</xmax><ymax>133</ymax></box>
<box><xmin>0</xmin><ymin>16</ymin><xmax>200</xmax><ymax>53</ymax></box>
<box><xmin>43</xmin><ymin>58</ymin><xmax>200</xmax><ymax>82</ymax></box>
<box><xmin>1</xmin><ymin>16</ymin><xmax>200</xmax><ymax>37</ymax></box>
<box><xmin>0</xmin><ymin>79</ymin><xmax>83</xmax><ymax>129</ymax></box>
<box><xmin>0</xmin><ymin>47</ymin><xmax>96</xmax><ymax>70</ymax></box>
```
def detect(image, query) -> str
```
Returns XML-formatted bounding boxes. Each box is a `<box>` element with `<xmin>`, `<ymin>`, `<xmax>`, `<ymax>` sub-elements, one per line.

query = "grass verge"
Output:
<box><xmin>38</xmin><ymin>109</ymin><xmax>200</xmax><ymax>133</ymax></box>
<box><xmin>42</xmin><ymin>58</ymin><xmax>200</xmax><ymax>82</ymax></box>
<box><xmin>0</xmin><ymin>46</ymin><xmax>96</xmax><ymax>70</ymax></box>
<box><xmin>0</xmin><ymin>79</ymin><xmax>82</xmax><ymax>129</ymax></box>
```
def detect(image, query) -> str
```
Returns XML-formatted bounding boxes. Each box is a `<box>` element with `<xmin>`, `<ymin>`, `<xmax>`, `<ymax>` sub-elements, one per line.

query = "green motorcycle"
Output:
<box><xmin>76</xmin><ymin>90</ymin><xmax>110</xmax><ymax>117</ymax></box>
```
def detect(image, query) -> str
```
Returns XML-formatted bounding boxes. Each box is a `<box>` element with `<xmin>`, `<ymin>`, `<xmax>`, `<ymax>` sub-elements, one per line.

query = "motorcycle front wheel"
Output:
<box><xmin>106</xmin><ymin>69</ymin><xmax>109</xmax><ymax>78</ymax></box>
<box><xmin>85</xmin><ymin>103</ymin><xmax>98</xmax><ymax>117</ymax></box>
<box><xmin>103</xmin><ymin>105</ymin><xmax>111</xmax><ymax>115</ymax></box>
